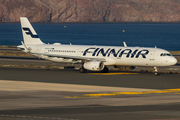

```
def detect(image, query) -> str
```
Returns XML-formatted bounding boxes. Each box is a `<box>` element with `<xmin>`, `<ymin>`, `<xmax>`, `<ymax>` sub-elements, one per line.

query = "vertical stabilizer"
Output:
<box><xmin>20</xmin><ymin>17</ymin><xmax>44</xmax><ymax>45</ymax></box>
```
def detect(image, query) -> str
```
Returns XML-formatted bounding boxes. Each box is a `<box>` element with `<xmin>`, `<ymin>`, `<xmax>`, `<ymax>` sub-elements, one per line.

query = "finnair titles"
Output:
<box><xmin>18</xmin><ymin>17</ymin><xmax>177</xmax><ymax>75</ymax></box>
<box><xmin>47</xmin><ymin>47</ymin><xmax>149</xmax><ymax>58</ymax></box>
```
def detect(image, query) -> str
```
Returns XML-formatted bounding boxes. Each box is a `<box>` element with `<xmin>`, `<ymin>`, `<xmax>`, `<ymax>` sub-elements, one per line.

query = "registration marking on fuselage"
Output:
<box><xmin>88</xmin><ymin>72</ymin><xmax>139</xmax><ymax>75</ymax></box>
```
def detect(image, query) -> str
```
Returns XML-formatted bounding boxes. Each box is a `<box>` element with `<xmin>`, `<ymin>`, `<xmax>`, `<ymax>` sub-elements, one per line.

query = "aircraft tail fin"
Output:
<box><xmin>20</xmin><ymin>17</ymin><xmax>44</xmax><ymax>45</ymax></box>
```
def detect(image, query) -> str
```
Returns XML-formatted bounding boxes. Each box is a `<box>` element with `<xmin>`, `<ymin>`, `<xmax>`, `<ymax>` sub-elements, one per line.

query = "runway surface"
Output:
<box><xmin>0</xmin><ymin>67</ymin><xmax>180</xmax><ymax>120</ymax></box>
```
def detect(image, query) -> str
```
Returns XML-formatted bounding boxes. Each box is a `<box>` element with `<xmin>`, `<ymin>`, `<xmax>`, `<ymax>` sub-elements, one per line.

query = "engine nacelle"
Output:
<box><xmin>84</xmin><ymin>61</ymin><xmax>104</xmax><ymax>71</ymax></box>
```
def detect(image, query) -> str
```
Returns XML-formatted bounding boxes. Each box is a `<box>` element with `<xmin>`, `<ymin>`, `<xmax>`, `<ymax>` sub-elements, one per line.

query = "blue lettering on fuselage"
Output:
<box><xmin>83</xmin><ymin>48</ymin><xmax>149</xmax><ymax>58</ymax></box>
<box><xmin>83</xmin><ymin>48</ymin><xmax>96</xmax><ymax>56</ymax></box>
<box><xmin>107</xmin><ymin>49</ymin><xmax>121</xmax><ymax>57</ymax></box>
<box><xmin>118</xmin><ymin>49</ymin><xmax>132</xmax><ymax>58</ymax></box>
<box><xmin>135</xmin><ymin>50</ymin><xmax>149</xmax><ymax>58</ymax></box>
<box><xmin>96</xmin><ymin>48</ymin><xmax>110</xmax><ymax>57</ymax></box>
<box><xmin>131</xmin><ymin>49</ymin><xmax>138</xmax><ymax>58</ymax></box>
<box><xmin>92</xmin><ymin>48</ymin><xmax>99</xmax><ymax>56</ymax></box>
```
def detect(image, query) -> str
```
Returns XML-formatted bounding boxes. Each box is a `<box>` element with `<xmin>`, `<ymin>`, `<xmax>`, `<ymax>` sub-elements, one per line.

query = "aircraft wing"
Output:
<box><xmin>36</xmin><ymin>53</ymin><xmax>106</xmax><ymax>62</ymax></box>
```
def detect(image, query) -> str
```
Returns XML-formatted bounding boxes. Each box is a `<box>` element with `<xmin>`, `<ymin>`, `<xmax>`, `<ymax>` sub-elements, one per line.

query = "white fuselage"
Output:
<box><xmin>19</xmin><ymin>17</ymin><xmax>178</xmax><ymax>73</ymax></box>
<box><xmin>27</xmin><ymin>44</ymin><xmax>177</xmax><ymax>67</ymax></box>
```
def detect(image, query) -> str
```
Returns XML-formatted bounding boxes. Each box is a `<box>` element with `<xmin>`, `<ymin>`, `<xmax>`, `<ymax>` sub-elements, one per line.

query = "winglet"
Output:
<box><xmin>123</xmin><ymin>42</ymin><xmax>127</xmax><ymax>47</ymax></box>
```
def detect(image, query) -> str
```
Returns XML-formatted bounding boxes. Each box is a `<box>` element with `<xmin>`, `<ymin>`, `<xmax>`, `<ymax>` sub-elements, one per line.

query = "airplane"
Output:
<box><xmin>17</xmin><ymin>17</ymin><xmax>177</xmax><ymax>75</ymax></box>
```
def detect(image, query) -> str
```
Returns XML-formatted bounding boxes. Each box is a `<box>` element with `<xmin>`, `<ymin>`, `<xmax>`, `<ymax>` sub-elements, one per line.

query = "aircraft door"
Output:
<box><xmin>77</xmin><ymin>49</ymin><xmax>82</xmax><ymax>56</ymax></box>
<box><xmin>150</xmin><ymin>50</ymin><xmax>156</xmax><ymax>60</ymax></box>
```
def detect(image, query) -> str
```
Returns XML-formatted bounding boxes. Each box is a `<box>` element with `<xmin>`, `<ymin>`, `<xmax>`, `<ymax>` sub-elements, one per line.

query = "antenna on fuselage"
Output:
<box><xmin>123</xmin><ymin>42</ymin><xmax>127</xmax><ymax>47</ymax></box>
<box><xmin>155</xmin><ymin>46</ymin><xmax>157</xmax><ymax>48</ymax></box>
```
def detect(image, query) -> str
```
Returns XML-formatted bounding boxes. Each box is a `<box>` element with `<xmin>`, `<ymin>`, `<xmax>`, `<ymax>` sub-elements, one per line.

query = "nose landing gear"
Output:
<box><xmin>154</xmin><ymin>67</ymin><xmax>160</xmax><ymax>76</ymax></box>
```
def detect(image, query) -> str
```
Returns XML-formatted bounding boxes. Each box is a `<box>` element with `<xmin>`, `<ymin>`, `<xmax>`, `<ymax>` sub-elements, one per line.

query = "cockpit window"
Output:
<box><xmin>160</xmin><ymin>53</ymin><xmax>172</xmax><ymax>56</ymax></box>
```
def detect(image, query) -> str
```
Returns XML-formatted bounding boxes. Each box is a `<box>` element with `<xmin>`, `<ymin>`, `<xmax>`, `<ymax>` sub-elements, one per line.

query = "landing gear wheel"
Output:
<box><xmin>101</xmin><ymin>66</ymin><xmax>109</xmax><ymax>73</ymax></box>
<box><xmin>154</xmin><ymin>67</ymin><xmax>160</xmax><ymax>76</ymax></box>
<box><xmin>79</xmin><ymin>67</ymin><xmax>87</xmax><ymax>73</ymax></box>
<box><xmin>155</xmin><ymin>72</ymin><xmax>160</xmax><ymax>76</ymax></box>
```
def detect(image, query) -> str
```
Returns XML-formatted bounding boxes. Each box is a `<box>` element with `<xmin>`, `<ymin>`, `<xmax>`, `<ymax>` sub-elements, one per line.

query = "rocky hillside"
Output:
<box><xmin>0</xmin><ymin>0</ymin><xmax>180</xmax><ymax>23</ymax></box>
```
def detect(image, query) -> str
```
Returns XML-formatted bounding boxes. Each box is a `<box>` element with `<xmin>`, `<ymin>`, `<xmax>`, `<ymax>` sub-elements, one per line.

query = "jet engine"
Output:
<box><xmin>84</xmin><ymin>61</ymin><xmax>104</xmax><ymax>71</ymax></box>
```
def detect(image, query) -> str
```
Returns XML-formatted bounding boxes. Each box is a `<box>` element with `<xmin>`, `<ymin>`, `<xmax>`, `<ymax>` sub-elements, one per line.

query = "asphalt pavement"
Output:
<box><xmin>0</xmin><ymin>67</ymin><xmax>179</xmax><ymax>120</ymax></box>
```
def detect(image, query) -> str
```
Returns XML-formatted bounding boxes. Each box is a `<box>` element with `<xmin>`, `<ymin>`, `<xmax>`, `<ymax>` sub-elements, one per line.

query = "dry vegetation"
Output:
<box><xmin>0</xmin><ymin>46</ymin><xmax>33</xmax><ymax>56</ymax></box>
<box><xmin>0</xmin><ymin>51</ymin><xmax>33</xmax><ymax>57</ymax></box>
<box><xmin>170</xmin><ymin>51</ymin><xmax>180</xmax><ymax>54</ymax></box>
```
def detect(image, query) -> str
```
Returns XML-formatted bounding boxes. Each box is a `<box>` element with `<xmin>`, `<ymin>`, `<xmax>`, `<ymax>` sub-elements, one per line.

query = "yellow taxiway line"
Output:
<box><xmin>66</xmin><ymin>88</ymin><xmax>180</xmax><ymax>98</ymax></box>
<box><xmin>89</xmin><ymin>72</ymin><xmax>139</xmax><ymax>75</ymax></box>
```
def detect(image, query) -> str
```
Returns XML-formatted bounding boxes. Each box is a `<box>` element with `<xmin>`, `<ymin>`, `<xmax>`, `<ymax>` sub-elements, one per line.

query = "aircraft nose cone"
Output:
<box><xmin>170</xmin><ymin>57</ymin><xmax>177</xmax><ymax>65</ymax></box>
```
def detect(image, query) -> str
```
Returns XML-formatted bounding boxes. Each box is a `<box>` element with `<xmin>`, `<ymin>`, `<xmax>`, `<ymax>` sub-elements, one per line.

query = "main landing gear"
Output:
<box><xmin>101</xmin><ymin>66</ymin><xmax>109</xmax><ymax>73</ymax></box>
<box><xmin>154</xmin><ymin>67</ymin><xmax>160</xmax><ymax>76</ymax></box>
<box><xmin>79</xmin><ymin>67</ymin><xmax>87</xmax><ymax>73</ymax></box>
